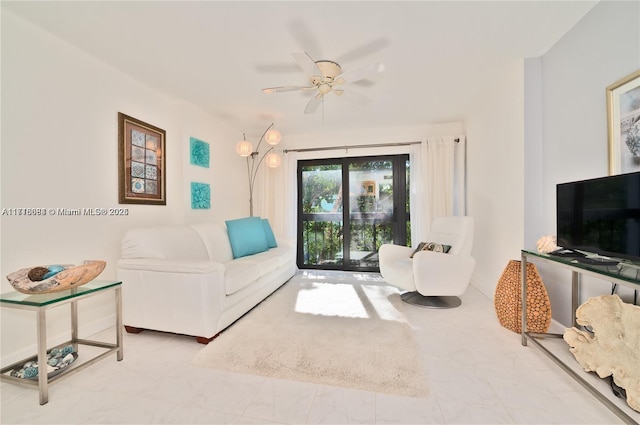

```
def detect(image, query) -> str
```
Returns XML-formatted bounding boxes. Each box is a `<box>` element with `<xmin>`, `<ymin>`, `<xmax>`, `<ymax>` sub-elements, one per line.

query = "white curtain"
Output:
<box><xmin>282</xmin><ymin>151</ymin><xmax>300</xmax><ymax>239</ymax></box>
<box><xmin>421</xmin><ymin>136</ymin><xmax>466</xmax><ymax>236</ymax></box>
<box><xmin>453</xmin><ymin>136</ymin><xmax>467</xmax><ymax>216</ymax></box>
<box><xmin>255</xmin><ymin>148</ymin><xmax>291</xmax><ymax>239</ymax></box>
<box><xmin>409</xmin><ymin>143</ymin><xmax>424</xmax><ymax>246</ymax></box>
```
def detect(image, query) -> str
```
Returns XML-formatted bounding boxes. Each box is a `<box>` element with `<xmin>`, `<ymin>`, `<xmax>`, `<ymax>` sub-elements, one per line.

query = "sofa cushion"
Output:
<box><xmin>224</xmin><ymin>259</ymin><xmax>262</xmax><ymax>295</ymax></box>
<box><xmin>190</xmin><ymin>222</ymin><xmax>234</xmax><ymax>263</ymax></box>
<box><xmin>247</xmin><ymin>249</ymin><xmax>282</xmax><ymax>276</ymax></box>
<box><xmin>262</xmin><ymin>219</ymin><xmax>278</xmax><ymax>248</ymax></box>
<box><xmin>120</xmin><ymin>226</ymin><xmax>209</xmax><ymax>260</ymax></box>
<box><xmin>267</xmin><ymin>244</ymin><xmax>296</xmax><ymax>268</ymax></box>
<box><xmin>225</xmin><ymin>217</ymin><xmax>269</xmax><ymax>259</ymax></box>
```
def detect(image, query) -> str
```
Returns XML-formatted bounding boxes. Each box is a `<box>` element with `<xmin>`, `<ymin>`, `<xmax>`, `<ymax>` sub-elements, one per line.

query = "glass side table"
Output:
<box><xmin>0</xmin><ymin>280</ymin><xmax>123</xmax><ymax>405</ymax></box>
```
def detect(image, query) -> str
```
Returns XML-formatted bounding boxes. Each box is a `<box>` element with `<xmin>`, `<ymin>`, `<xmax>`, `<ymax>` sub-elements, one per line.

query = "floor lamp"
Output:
<box><xmin>235</xmin><ymin>123</ymin><xmax>282</xmax><ymax>217</ymax></box>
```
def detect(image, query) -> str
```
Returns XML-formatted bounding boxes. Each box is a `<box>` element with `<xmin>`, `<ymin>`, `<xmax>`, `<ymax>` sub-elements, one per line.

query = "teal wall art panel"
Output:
<box><xmin>191</xmin><ymin>182</ymin><xmax>211</xmax><ymax>209</ymax></box>
<box><xmin>190</xmin><ymin>137</ymin><xmax>210</xmax><ymax>168</ymax></box>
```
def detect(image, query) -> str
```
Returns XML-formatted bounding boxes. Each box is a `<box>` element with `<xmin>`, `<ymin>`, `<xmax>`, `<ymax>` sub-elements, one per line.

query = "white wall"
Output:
<box><xmin>465</xmin><ymin>59</ymin><xmax>526</xmax><ymax>299</ymax></box>
<box><xmin>177</xmin><ymin>102</ymin><xmax>248</xmax><ymax>223</ymax></box>
<box><xmin>0</xmin><ymin>11</ymin><xmax>247</xmax><ymax>363</ymax></box>
<box><xmin>525</xmin><ymin>0</ymin><xmax>640</xmax><ymax>325</ymax></box>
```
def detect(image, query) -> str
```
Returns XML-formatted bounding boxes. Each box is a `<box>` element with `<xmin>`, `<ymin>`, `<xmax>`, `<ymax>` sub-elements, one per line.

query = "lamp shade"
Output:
<box><xmin>264</xmin><ymin>128</ymin><xmax>281</xmax><ymax>146</ymax></box>
<box><xmin>265</xmin><ymin>152</ymin><xmax>282</xmax><ymax>168</ymax></box>
<box><xmin>236</xmin><ymin>140</ymin><xmax>253</xmax><ymax>157</ymax></box>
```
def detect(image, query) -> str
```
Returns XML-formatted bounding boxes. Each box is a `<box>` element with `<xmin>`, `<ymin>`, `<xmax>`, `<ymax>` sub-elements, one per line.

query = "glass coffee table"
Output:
<box><xmin>0</xmin><ymin>280</ymin><xmax>123</xmax><ymax>404</ymax></box>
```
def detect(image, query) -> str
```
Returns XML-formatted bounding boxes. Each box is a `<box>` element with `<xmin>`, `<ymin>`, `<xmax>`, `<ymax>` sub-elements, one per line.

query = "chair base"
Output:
<box><xmin>400</xmin><ymin>292</ymin><xmax>462</xmax><ymax>308</ymax></box>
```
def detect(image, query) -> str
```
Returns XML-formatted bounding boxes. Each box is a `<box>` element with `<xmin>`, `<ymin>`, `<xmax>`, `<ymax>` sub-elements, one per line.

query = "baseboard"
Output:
<box><xmin>549</xmin><ymin>317</ymin><xmax>570</xmax><ymax>333</ymax></box>
<box><xmin>1</xmin><ymin>314</ymin><xmax>116</xmax><ymax>366</ymax></box>
<box><xmin>469</xmin><ymin>278</ymin><xmax>494</xmax><ymax>300</ymax></box>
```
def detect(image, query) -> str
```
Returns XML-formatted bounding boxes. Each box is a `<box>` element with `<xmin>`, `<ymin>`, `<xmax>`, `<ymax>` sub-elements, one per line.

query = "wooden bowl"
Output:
<box><xmin>6</xmin><ymin>260</ymin><xmax>107</xmax><ymax>294</ymax></box>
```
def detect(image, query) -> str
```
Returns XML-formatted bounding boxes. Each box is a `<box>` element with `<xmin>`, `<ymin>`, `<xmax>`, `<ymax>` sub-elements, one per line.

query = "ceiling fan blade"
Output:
<box><xmin>292</xmin><ymin>52</ymin><xmax>323</xmax><ymax>77</ymax></box>
<box><xmin>336</xmin><ymin>62</ymin><xmax>385</xmax><ymax>85</ymax></box>
<box><xmin>304</xmin><ymin>94</ymin><xmax>322</xmax><ymax>114</ymax></box>
<box><xmin>287</xmin><ymin>20</ymin><xmax>323</xmax><ymax>60</ymax></box>
<box><xmin>262</xmin><ymin>85</ymin><xmax>314</xmax><ymax>94</ymax></box>
<box><xmin>336</xmin><ymin>38</ymin><xmax>389</xmax><ymax>64</ymax></box>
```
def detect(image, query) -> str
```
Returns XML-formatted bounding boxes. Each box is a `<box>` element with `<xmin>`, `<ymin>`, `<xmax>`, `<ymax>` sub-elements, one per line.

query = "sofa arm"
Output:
<box><xmin>379</xmin><ymin>244</ymin><xmax>416</xmax><ymax>291</ymax></box>
<box><xmin>412</xmin><ymin>251</ymin><xmax>476</xmax><ymax>296</ymax></box>
<box><xmin>379</xmin><ymin>244</ymin><xmax>415</xmax><ymax>262</ymax></box>
<box><xmin>117</xmin><ymin>259</ymin><xmax>226</xmax><ymax>339</ymax></box>
<box><xmin>117</xmin><ymin>258</ymin><xmax>224</xmax><ymax>274</ymax></box>
<box><xmin>275</xmin><ymin>237</ymin><xmax>295</xmax><ymax>250</ymax></box>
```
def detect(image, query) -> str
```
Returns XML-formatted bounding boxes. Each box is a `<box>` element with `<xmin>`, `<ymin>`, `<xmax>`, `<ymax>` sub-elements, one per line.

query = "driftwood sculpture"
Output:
<box><xmin>563</xmin><ymin>294</ymin><xmax>640</xmax><ymax>412</ymax></box>
<box><xmin>6</xmin><ymin>260</ymin><xmax>106</xmax><ymax>294</ymax></box>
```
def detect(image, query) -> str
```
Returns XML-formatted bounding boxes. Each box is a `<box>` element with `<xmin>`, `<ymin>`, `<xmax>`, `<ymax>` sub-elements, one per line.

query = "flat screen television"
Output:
<box><xmin>556</xmin><ymin>172</ymin><xmax>640</xmax><ymax>262</ymax></box>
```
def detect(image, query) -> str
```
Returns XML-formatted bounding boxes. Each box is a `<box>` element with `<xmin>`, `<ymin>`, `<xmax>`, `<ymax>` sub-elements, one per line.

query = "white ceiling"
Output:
<box><xmin>3</xmin><ymin>1</ymin><xmax>598</xmax><ymax>136</ymax></box>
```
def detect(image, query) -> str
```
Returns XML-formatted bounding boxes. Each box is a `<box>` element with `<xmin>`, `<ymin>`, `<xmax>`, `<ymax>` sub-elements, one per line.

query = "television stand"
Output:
<box><xmin>573</xmin><ymin>256</ymin><xmax>620</xmax><ymax>266</ymax></box>
<box><xmin>549</xmin><ymin>248</ymin><xmax>586</xmax><ymax>258</ymax></box>
<box><xmin>521</xmin><ymin>250</ymin><xmax>640</xmax><ymax>424</ymax></box>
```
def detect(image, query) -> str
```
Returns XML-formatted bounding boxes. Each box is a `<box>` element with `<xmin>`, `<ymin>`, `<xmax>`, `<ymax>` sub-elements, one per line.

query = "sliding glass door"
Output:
<box><xmin>298</xmin><ymin>155</ymin><xmax>409</xmax><ymax>272</ymax></box>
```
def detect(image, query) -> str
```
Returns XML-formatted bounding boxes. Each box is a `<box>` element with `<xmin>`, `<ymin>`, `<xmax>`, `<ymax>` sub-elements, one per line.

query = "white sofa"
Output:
<box><xmin>117</xmin><ymin>219</ymin><xmax>296</xmax><ymax>343</ymax></box>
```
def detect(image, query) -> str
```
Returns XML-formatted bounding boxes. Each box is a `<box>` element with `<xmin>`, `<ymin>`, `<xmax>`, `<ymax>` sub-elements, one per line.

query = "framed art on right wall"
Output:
<box><xmin>607</xmin><ymin>69</ymin><xmax>640</xmax><ymax>175</ymax></box>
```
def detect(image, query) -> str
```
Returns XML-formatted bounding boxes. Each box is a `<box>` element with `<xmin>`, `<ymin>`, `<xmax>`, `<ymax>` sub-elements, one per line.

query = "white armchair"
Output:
<box><xmin>379</xmin><ymin>216</ymin><xmax>476</xmax><ymax>308</ymax></box>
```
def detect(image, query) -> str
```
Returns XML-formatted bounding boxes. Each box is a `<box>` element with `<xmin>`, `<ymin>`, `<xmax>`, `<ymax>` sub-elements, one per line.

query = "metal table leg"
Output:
<box><xmin>521</xmin><ymin>251</ymin><xmax>528</xmax><ymax>346</ymax></box>
<box><xmin>71</xmin><ymin>300</ymin><xmax>79</xmax><ymax>353</ymax></box>
<box><xmin>571</xmin><ymin>271</ymin><xmax>580</xmax><ymax>328</ymax></box>
<box><xmin>36</xmin><ymin>309</ymin><xmax>48</xmax><ymax>405</ymax></box>
<box><xmin>116</xmin><ymin>287</ymin><xmax>123</xmax><ymax>361</ymax></box>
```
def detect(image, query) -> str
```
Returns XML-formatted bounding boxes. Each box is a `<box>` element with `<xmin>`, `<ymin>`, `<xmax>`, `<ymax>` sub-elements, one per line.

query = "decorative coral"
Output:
<box><xmin>536</xmin><ymin>235</ymin><xmax>558</xmax><ymax>254</ymax></box>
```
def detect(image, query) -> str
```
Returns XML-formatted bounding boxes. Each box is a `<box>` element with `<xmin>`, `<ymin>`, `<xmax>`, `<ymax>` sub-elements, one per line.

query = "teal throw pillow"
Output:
<box><xmin>225</xmin><ymin>217</ymin><xmax>269</xmax><ymax>259</ymax></box>
<box><xmin>262</xmin><ymin>219</ymin><xmax>277</xmax><ymax>248</ymax></box>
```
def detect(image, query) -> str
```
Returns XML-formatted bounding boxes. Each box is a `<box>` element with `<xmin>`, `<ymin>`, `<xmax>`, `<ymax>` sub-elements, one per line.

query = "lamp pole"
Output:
<box><xmin>244</xmin><ymin>123</ymin><xmax>278</xmax><ymax>217</ymax></box>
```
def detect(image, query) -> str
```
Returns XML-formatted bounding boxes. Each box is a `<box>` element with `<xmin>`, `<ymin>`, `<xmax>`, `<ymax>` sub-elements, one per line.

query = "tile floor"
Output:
<box><xmin>1</xmin><ymin>271</ymin><xmax>636</xmax><ymax>424</ymax></box>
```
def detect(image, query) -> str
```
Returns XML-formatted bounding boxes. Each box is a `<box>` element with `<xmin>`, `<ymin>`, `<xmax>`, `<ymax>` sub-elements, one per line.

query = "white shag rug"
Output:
<box><xmin>191</xmin><ymin>272</ymin><xmax>429</xmax><ymax>397</ymax></box>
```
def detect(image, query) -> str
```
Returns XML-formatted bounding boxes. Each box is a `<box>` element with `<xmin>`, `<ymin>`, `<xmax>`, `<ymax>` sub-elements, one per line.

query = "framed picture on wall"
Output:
<box><xmin>118</xmin><ymin>112</ymin><xmax>166</xmax><ymax>205</ymax></box>
<box><xmin>607</xmin><ymin>69</ymin><xmax>640</xmax><ymax>175</ymax></box>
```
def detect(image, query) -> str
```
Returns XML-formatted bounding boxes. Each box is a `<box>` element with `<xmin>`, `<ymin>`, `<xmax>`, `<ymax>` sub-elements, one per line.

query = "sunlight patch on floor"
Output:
<box><xmin>360</xmin><ymin>284</ymin><xmax>407</xmax><ymax>323</ymax></box>
<box><xmin>294</xmin><ymin>274</ymin><xmax>407</xmax><ymax>323</ymax></box>
<box><xmin>295</xmin><ymin>282</ymin><xmax>369</xmax><ymax>318</ymax></box>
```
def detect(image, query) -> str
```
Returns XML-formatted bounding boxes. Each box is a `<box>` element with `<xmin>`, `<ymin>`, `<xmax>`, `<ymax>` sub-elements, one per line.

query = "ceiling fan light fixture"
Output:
<box><xmin>318</xmin><ymin>83</ymin><xmax>332</xmax><ymax>95</ymax></box>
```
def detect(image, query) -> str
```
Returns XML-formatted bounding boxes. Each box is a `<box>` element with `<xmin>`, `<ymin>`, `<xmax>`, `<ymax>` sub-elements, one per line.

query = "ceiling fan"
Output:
<box><xmin>262</xmin><ymin>52</ymin><xmax>385</xmax><ymax>114</ymax></box>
